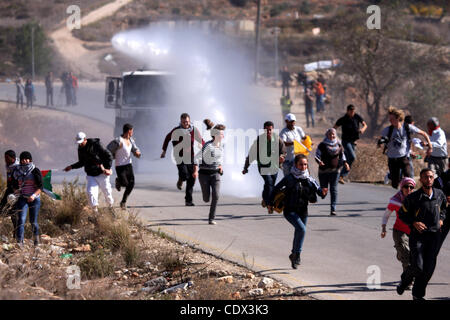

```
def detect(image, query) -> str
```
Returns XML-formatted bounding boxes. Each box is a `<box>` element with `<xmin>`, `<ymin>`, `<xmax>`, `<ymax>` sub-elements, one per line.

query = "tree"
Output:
<box><xmin>13</xmin><ymin>22</ymin><xmax>52</xmax><ymax>76</ymax></box>
<box><xmin>331</xmin><ymin>7</ymin><xmax>448</xmax><ymax>136</ymax></box>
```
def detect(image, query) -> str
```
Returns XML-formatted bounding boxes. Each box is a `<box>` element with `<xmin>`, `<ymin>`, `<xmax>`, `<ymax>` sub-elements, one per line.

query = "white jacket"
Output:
<box><xmin>430</xmin><ymin>128</ymin><xmax>448</xmax><ymax>157</ymax></box>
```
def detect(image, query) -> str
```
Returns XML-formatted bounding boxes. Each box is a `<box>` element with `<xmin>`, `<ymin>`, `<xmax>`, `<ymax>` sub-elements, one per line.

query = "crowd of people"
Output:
<box><xmin>1</xmin><ymin>99</ymin><xmax>448</xmax><ymax>299</ymax></box>
<box><xmin>14</xmin><ymin>71</ymin><xmax>79</xmax><ymax>109</ymax></box>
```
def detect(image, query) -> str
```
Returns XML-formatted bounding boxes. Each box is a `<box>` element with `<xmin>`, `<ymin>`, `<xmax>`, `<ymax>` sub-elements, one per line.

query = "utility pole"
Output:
<box><xmin>254</xmin><ymin>0</ymin><xmax>261</xmax><ymax>84</ymax></box>
<box><xmin>31</xmin><ymin>24</ymin><xmax>35</xmax><ymax>81</ymax></box>
<box><xmin>273</xmin><ymin>27</ymin><xmax>280</xmax><ymax>81</ymax></box>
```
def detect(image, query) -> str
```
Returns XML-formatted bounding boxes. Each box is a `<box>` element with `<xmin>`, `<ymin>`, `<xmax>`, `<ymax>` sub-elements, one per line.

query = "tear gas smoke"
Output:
<box><xmin>112</xmin><ymin>24</ymin><xmax>279</xmax><ymax>198</ymax></box>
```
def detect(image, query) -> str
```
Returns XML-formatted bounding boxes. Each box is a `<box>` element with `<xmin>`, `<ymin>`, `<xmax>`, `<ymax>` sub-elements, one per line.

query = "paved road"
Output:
<box><xmin>5</xmin><ymin>81</ymin><xmax>448</xmax><ymax>300</ymax></box>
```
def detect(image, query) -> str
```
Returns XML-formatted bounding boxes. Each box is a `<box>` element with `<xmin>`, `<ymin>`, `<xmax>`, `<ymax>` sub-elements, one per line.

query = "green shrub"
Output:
<box><xmin>79</xmin><ymin>249</ymin><xmax>115</xmax><ymax>279</ymax></box>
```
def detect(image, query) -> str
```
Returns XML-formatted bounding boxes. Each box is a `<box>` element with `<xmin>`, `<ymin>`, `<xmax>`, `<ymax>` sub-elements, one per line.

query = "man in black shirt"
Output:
<box><xmin>397</xmin><ymin>168</ymin><xmax>447</xmax><ymax>300</ymax></box>
<box><xmin>334</xmin><ymin>105</ymin><xmax>367</xmax><ymax>184</ymax></box>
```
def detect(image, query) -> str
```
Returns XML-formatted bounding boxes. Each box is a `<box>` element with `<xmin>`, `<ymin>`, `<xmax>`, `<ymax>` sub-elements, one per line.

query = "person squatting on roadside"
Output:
<box><xmin>396</xmin><ymin>168</ymin><xmax>447</xmax><ymax>300</ymax></box>
<box><xmin>11</xmin><ymin>151</ymin><xmax>43</xmax><ymax>247</ymax></box>
<box><xmin>433</xmin><ymin>158</ymin><xmax>450</xmax><ymax>255</ymax></box>
<box><xmin>107</xmin><ymin>123</ymin><xmax>141</xmax><ymax>210</ymax></box>
<box><xmin>334</xmin><ymin>104</ymin><xmax>367</xmax><ymax>184</ymax></box>
<box><xmin>424</xmin><ymin>117</ymin><xmax>448</xmax><ymax>177</ymax></box>
<box><xmin>379</xmin><ymin>106</ymin><xmax>432</xmax><ymax>189</ymax></box>
<box><xmin>315</xmin><ymin>128</ymin><xmax>349</xmax><ymax>216</ymax></box>
<box><xmin>194</xmin><ymin>120</ymin><xmax>226</xmax><ymax>225</ymax></box>
<box><xmin>280</xmin><ymin>113</ymin><xmax>307</xmax><ymax>177</ymax></box>
<box><xmin>242</xmin><ymin>121</ymin><xmax>286</xmax><ymax>213</ymax></box>
<box><xmin>1</xmin><ymin>150</ymin><xmax>19</xmax><ymax>236</ymax></box>
<box><xmin>268</xmin><ymin>154</ymin><xmax>327</xmax><ymax>269</ymax></box>
<box><xmin>64</xmin><ymin>132</ymin><xmax>114</xmax><ymax>213</ymax></box>
<box><xmin>381</xmin><ymin>177</ymin><xmax>416</xmax><ymax>272</ymax></box>
<box><xmin>161</xmin><ymin>113</ymin><xmax>204</xmax><ymax>206</ymax></box>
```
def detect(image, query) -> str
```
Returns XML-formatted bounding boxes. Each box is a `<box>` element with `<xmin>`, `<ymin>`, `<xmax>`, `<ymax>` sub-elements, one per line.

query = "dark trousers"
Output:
<box><xmin>261</xmin><ymin>173</ymin><xmax>278</xmax><ymax>205</ymax></box>
<box><xmin>437</xmin><ymin>216</ymin><xmax>449</xmax><ymax>255</ymax></box>
<box><xmin>340</xmin><ymin>141</ymin><xmax>356</xmax><ymax>178</ymax></box>
<box><xmin>388</xmin><ymin>157</ymin><xmax>413</xmax><ymax>189</ymax></box>
<box><xmin>26</xmin><ymin>95</ymin><xmax>33</xmax><ymax>108</ymax></box>
<box><xmin>319</xmin><ymin>171</ymin><xmax>339</xmax><ymax>212</ymax></box>
<box><xmin>305</xmin><ymin>105</ymin><xmax>314</xmax><ymax>128</ymax></box>
<box><xmin>199</xmin><ymin>172</ymin><xmax>221</xmax><ymax>221</ymax></box>
<box><xmin>282</xmin><ymin>84</ymin><xmax>290</xmax><ymax>98</ymax></box>
<box><xmin>16</xmin><ymin>94</ymin><xmax>24</xmax><ymax>108</ymax></box>
<box><xmin>177</xmin><ymin>164</ymin><xmax>195</xmax><ymax>203</ymax></box>
<box><xmin>116</xmin><ymin>164</ymin><xmax>135</xmax><ymax>204</ymax></box>
<box><xmin>400</xmin><ymin>231</ymin><xmax>441</xmax><ymax>299</ymax></box>
<box><xmin>46</xmin><ymin>88</ymin><xmax>53</xmax><ymax>106</ymax></box>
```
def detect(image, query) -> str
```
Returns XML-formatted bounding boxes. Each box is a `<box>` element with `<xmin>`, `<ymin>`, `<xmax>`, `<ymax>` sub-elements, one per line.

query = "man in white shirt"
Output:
<box><xmin>425</xmin><ymin>117</ymin><xmax>448</xmax><ymax>177</ymax></box>
<box><xmin>107</xmin><ymin>123</ymin><xmax>141</xmax><ymax>210</ymax></box>
<box><xmin>280</xmin><ymin>113</ymin><xmax>307</xmax><ymax>176</ymax></box>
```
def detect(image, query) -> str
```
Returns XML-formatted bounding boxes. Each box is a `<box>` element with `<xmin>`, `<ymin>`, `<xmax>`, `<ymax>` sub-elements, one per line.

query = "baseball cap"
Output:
<box><xmin>75</xmin><ymin>132</ymin><xmax>86</xmax><ymax>144</ymax></box>
<box><xmin>285</xmin><ymin>113</ymin><xmax>296</xmax><ymax>122</ymax></box>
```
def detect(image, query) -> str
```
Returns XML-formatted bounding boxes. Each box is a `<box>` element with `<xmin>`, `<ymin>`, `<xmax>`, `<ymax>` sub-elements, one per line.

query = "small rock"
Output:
<box><xmin>0</xmin><ymin>259</ymin><xmax>8</xmax><ymax>269</ymax></box>
<box><xmin>49</xmin><ymin>245</ymin><xmax>64</xmax><ymax>254</ymax></box>
<box><xmin>72</xmin><ymin>244</ymin><xmax>91</xmax><ymax>252</ymax></box>
<box><xmin>249</xmin><ymin>288</ymin><xmax>264</xmax><ymax>296</ymax></box>
<box><xmin>1</xmin><ymin>235</ymin><xmax>9</xmax><ymax>243</ymax></box>
<box><xmin>231</xmin><ymin>291</ymin><xmax>241</xmax><ymax>299</ymax></box>
<box><xmin>114</xmin><ymin>270</ymin><xmax>123</xmax><ymax>276</ymax></box>
<box><xmin>144</xmin><ymin>276</ymin><xmax>168</xmax><ymax>287</ymax></box>
<box><xmin>258</xmin><ymin>277</ymin><xmax>274</xmax><ymax>289</ymax></box>
<box><xmin>122</xmin><ymin>275</ymin><xmax>128</xmax><ymax>280</ymax></box>
<box><xmin>245</xmin><ymin>273</ymin><xmax>255</xmax><ymax>279</ymax></box>
<box><xmin>53</xmin><ymin>242</ymin><xmax>68</xmax><ymax>248</ymax></box>
<box><xmin>216</xmin><ymin>276</ymin><xmax>233</xmax><ymax>284</ymax></box>
<box><xmin>40</xmin><ymin>234</ymin><xmax>51</xmax><ymax>244</ymax></box>
<box><xmin>294</xmin><ymin>288</ymin><xmax>308</xmax><ymax>296</ymax></box>
<box><xmin>131</xmin><ymin>272</ymin><xmax>139</xmax><ymax>278</ymax></box>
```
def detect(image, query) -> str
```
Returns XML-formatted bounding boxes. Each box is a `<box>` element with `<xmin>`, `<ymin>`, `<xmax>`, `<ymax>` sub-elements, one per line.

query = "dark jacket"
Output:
<box><xmin>434</xmin><ymin>169</ymin><xmax>450</xmax><ymax>197</ymax></box>
<box><xmin>316</xmin><ymin>141</ymin><xmax>346</xmax><ymax>172</ymax></box>
<box><xmin>70</xmin><ymin>138</ymin><xmax>113</xmax><ymax>177</ymax></box>
<box><xmin>271</xmin><ymin>173</ymin><xmax>324</xmax><ymax>215</ymax></box>
<box><xmin>398</xmin><ymin>187</ymin><xmax>447</xmax><ymax>233</ymax></box>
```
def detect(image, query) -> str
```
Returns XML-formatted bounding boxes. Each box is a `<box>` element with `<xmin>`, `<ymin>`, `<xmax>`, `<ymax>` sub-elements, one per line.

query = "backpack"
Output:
<box><xmin>383</xmin><ymin>124</ymin><xmax>411</xmax><ymax>155</ymax></box>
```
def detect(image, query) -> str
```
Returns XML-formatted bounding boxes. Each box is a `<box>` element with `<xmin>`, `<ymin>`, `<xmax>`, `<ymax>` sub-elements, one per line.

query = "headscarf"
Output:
<box><xmin>12</xmin><ymin>162</ymin><xmax>35</xmax><ymax>180</ymax></box>
<box><xmin>322</xmin><ymin>128</ymin><xmax>339</xmax><ymax>146</ymax></box>
<box><xmin>290</xmin><ymin>165</ymin><xmax>310</xmax><ymax>180</ymax></box>
<box><xmin>398</xmin><ymin>177</ymin><xmax>416</xmax><ymax>201</ymax></box>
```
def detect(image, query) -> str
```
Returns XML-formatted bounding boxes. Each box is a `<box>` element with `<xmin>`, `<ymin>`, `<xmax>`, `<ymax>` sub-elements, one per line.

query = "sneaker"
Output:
<box><xmin>115</xmin><ymin>178</ymin><xmax>121</xmax><ymax>192</ymax></box>
<box><xmin>413</xmin><ymin>296</ymin><xmax>425</xmax><ymax>301</ymax></box>
<box><xmin>16</xmin><ymin>242</ymin><xmax>24</xmax><ymax>250</ymax></box>
<box><xmin>176</xmin><ymin>179</ymin><xmax>183</xmax><ymax>190</ymax></box>
<box><xmin>289</xmin><ymin>253</ymin><xmax>300</xmax><ymax>269</ymax></box>
<box><xmin>185</xmin><ymin>202</ymin><xmax>195</xmax><ymax>207</ymax></box>
<box><xmin>120</xmin><ymin>202</ymin><xmax>127</xmax><ymax>210</ymax></box>
<box><xmin>208</xmin><ymin>220</ymin><xmax>217</xmax><ymax>225</ymax></box>
<box><xmin>338</xmin><ymin>176</ymin><xmax>345</xmax><ymax>184</ymax></box>
<box><xmin>268</xmin><ymin>207</ymin><xmax>274</xmax><ymax>214</ymax></box>
<box><xmin>384</xmin><ymin>173</ymin><xmax>390</xmax><ymax>185</ymax></box>
<box><xmin>330</xmin><ymin>211</ymin><xmax>337</xmax><ymax>216</ymax></box>
<box><xmin>261</xmin><ymin>200</ymin><xmax>267</xmax><ymax>208</ymax></box>
<box><xmin>33</xmin><ymin>236</ymin><xmax>40</xmax><ymax>247</ymax></box>
<box><xmin>396</xmin><ymin>284</ymin><xmax>405</xmax><ymax>295</ymax></box>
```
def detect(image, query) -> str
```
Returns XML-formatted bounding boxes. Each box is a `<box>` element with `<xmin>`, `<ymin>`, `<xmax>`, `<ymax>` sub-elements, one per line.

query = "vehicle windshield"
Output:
<box><xmin>122</xmin><ymin>74</ymin><xmax>170</xmax><ymax>106</ymax></box>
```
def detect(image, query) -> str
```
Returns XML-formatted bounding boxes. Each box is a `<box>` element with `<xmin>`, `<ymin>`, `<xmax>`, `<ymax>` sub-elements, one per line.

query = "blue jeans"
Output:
<box><xmin>260</xmin><ymin>173</ymin><xmax>278</xmax><ymax>204</ymax></box>
<box><xmin>340</xmin><ymin>141</ymin><xmax>356</xmax><ymax>177</ymax></box>
<box><xmin>316</xmin><ymin>94</ymin><xmax>325</xmax><ymax>112</ymax></box>
<box><xmin>283</xmin><ymin>212</ymin><xmax>308</xmax><ymax>254</ymax></box>
<box><xmin>319</xmin><ymin>171</ymin><xmax>339</xmax><ymax>212</ymax></box>
<box><xmin>283</xmin><ymin>159</ymin><xmax>294</xmax><ymax>177</ymax></box>
<box><xmin>16</xmin><ymin>196</ymin><xmax>41</xmax><ymax>242</ymax></box>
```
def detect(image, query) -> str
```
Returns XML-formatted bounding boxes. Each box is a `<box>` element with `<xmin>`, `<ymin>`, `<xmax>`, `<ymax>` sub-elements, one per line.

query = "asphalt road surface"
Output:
<box><xmin>2</xmin><ymin>81</ymin><xmax>449</xmax><ymax>300</ymax></box>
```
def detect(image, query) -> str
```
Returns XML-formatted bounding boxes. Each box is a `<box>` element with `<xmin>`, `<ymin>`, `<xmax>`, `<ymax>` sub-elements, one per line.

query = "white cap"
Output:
<box><xmin>75</xmin><ymin>132</ymin><xmax>86</xmax><ymax>144</ymax></box>
<box><xmin>285</xmin><ymin>113</ymin><xmax>296</xmax><ymax>122</ymax></box>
